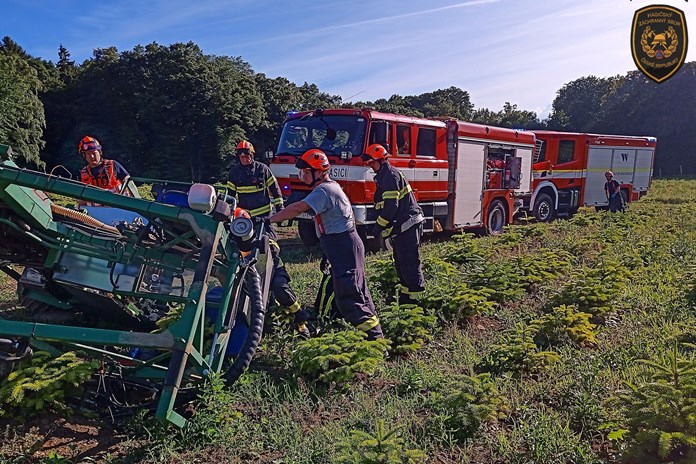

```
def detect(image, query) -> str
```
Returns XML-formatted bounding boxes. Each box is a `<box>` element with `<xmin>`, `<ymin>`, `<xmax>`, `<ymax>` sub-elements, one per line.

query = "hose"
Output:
<box><xmin>50</xmin><ymin>204</ymin><xmax>121</xmax><ymax>236</ymax></box>
<box><xmin>223</xmin><ymin>265</ymin><xmax>266</xmax><ymax>384</ymax></box>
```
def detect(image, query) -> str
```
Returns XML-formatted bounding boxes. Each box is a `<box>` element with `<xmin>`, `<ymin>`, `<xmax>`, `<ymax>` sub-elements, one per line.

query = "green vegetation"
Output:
<box><xmin>0</xmin><ymin>351</ymin><xmax>98</xmax><ymax>418</ymax></box>
<box><xmin>1</xmin><ymin>180</ymin><xmax>696</xmax><ymax>463</ymax></box>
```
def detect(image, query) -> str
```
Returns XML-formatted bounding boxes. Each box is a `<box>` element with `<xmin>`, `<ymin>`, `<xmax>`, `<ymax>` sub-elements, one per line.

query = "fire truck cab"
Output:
<box><xmin>527</xmin><ymin>131</ymin><xmax>657</xmax><ymax>221</ymax></box>
<box><xmin>269</xmin><ymin>109</ymin><xmax>535</xmax><ymax>247</ymax></box>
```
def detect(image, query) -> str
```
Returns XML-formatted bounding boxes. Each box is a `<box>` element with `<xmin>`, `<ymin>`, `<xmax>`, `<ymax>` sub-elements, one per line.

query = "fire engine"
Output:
<box><xmin>268</xmin><ymin>108</ymin><xmax>535</xmax><ymax>247</ymax></box>
<box><xmin>526</xmin><ymin>131</ymin><xmax>657</xmax><ymax>221</ymax></box>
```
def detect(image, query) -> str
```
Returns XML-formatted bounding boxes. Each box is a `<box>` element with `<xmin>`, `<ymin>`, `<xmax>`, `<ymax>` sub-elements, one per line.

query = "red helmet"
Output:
<box><xmin>233</xmin><ymin>207</ymin><xmax>251</xmax><ymax>219</ymax></box>
<box><xmin>235</xmin><ymin>140</ymin><xmax>255</xmax><ymax>156</ymax></box>
<box><xmin>295</xmin><ymin>149</ymin><xmax>330</xmax><ymax>171</ymax></box>
<box><xmin>362</xmin><ymin>143</ymin><xmax>389</xmax><ymax>162</ymax></box>
<box><xmin>78</xmin><ymin>136</ymin><xmax>101</xmax><ymax>154</ymax></box>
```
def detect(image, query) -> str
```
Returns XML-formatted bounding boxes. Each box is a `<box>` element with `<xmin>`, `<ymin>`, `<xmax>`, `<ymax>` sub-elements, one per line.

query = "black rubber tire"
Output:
<box><xmin>486</xmin><ymin>199</ymin><xmax>507</xmax><ymax>235</ymax></box>
<box><xmin>533</xmin><ymin>193</ymin><xmax>555</xmax><ymax>222</ymax></box>
<box><xmin>224</xmin><ymin>266</ymin><xmax>266</xmax><ymax>384</ymax></box>
<box><xmin>297</xmin><ymin>220</ymin><xmax>319</xmax><ymax>247</ymax></box>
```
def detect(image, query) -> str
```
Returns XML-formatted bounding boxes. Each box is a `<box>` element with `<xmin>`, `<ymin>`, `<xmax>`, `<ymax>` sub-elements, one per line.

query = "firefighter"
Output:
<box><xmin>269</xmin><ymin>149</ymin><xmax>384</xmax><ymax>340</ymax></box>
<box><xmin>227</xmin><ymin>141</ymin><xmax>308</xmax><ymax>336</ymax></box>
<box><xmin>362</xmin><ymin>143</ymin><xmax>425</xmax><ymax>305</ymax></box>
<box><xmin>604</xmin><ymin>171</ymin><xmax>624</xmax><ymax>212</ymax></box>
<box><xmin>77</xmin><ymin>136</ymin><xmax>130</xmax><ymax>193</ymax></box>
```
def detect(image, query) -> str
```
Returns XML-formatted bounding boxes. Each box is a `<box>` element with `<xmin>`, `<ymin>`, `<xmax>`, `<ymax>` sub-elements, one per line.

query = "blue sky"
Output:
<box><xmin>3</xmin><ymin>0</ymin><xmax>694</xmax><ymax>119</ymax></box>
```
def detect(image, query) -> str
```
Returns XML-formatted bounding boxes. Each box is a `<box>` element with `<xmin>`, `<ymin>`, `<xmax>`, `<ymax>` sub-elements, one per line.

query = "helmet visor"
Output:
<box><xmin>236</xmin><ymin>148</ymin><xmax>253</xmax><ymax>156</ymax></box>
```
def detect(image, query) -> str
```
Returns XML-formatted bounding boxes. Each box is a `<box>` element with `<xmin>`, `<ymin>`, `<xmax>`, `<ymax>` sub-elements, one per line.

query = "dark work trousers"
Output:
<box><xmin>265</xmin><ymin>222</ymin><xmax>300</xmax><ymax>311</ymax></box>
<box><xmin>320</xmin><ymin>229</ymin><xmax>383</xmax><ymax>340</ymax></box>
<box><xmin>391</xmin><ymin>222</ymin><xmax>425</xmax><ymax>304</ymax></box>
<box><xmin>608</xmin><ymin>193</ymin><xmax>625</xmax><ymax>213</ymax></box>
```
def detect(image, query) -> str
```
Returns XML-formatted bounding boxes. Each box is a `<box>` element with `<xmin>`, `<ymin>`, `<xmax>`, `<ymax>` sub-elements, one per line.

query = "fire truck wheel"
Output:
<box><xmin>486</xmin><ymin>200</ymin><xmax>507</xmax><ymax>235</ymax></box>
<box><xmin>533</xmin><ymin>193</ymin><xmax>555</xmax><ymax>222</ymax></box>
<box><xmin>297</xmin><ymin>221</ymin><xmax>319</xmax><ymax>247</ymax></box>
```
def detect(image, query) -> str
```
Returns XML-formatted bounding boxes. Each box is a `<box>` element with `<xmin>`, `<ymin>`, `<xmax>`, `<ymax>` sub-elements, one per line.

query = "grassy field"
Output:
<box><xmin>1</xmin><ymin>179</ymin><xmax>695</xmax><ymax>463</ymax></box>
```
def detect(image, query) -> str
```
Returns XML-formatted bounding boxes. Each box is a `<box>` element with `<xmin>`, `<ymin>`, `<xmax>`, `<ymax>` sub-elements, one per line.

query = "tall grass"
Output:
<box><xmin>1</xmin><ymin>179</ymin><xmax>695</xmax><ymax>463</ymax></box>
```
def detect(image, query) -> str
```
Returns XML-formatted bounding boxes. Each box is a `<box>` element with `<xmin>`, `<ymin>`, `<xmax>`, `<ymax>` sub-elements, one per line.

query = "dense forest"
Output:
<box><xmin>1</xmin><ymin>36</ymin><xmax>695</xmax><ymax>182</ymax></box>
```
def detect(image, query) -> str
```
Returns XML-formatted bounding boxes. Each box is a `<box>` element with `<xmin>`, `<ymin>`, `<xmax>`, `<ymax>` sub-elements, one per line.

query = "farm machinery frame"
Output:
<box><xmin>0</xmin><ymin>144</ymin><xmax>270</xmax><ymax>427</ymax></box>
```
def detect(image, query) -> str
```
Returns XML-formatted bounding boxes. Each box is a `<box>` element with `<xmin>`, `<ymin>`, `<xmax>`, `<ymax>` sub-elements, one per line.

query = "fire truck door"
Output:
<box><xmin>633</xmin><ymin>148</ymin><xmax>654</xmax><ymax>193</ymax></box>
<box><xmin>611</xmin><ymin>148</ymin><xmax>637</xmax><ymax>185</ymax></box>
<box><xmin>514</xmin><ymin>147</ymin><xmax>533</xmax><ymax>194</ymax></box>
<box><xmin>452</xmin><ymin>140</ymin><xmax>485</xmax><ymax>228</ymax></box>
<box><xmin>586</xmin><ymin>147</ymin><xmax>613</xmax><ymax>205</ymax></box>
<box><xmin>506</xmin><ymin>156</ymin><xmax>522</xmax><ymax>189</ymax></box>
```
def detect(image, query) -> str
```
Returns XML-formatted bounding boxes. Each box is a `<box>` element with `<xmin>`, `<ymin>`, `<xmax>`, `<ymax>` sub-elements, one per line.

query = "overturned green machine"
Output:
<box><xmin>0</xmin><ymin>144</ymin><xmax>271</xmax><ymax>427</ymax></box>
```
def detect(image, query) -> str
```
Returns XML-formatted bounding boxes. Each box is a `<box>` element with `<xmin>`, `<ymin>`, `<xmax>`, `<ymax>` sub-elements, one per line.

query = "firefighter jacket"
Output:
<box><xmin>227</xmin><ymin>160</ymin><xmax>284</xmax><ymax>218</ymax></box>
<box><xmin>79</xmin><ymin>159</ymin><xmax>128</xmax><ymax>192</ymax></box>
<box><xmin>373</xmin><ymin>163</ymin><xmax>424</xmax><ymax>238</ymax></box>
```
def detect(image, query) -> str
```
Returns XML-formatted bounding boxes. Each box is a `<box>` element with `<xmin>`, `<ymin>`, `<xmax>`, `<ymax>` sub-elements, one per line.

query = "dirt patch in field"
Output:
<box><xmin>0</xmin><ymin>414</ymin><xmax>143</xmax><ymax>462</ymax></box>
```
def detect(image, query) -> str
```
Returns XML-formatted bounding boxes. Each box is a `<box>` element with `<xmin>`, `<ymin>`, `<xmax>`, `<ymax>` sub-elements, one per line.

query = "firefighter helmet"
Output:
<box><xmin>362</xmin><ymin>143</ymin><xmax>389</xmax><ymax>162</ymax></box>
<box><xmin>235</xmin><ymin>140</ymin><xmax>255</xmax><ymax>156</ymax></box>
<box><xmin>295</xmin><ymin>149</ymin><xmax>330</xmax><ymax>171</ymax></box>
<box><xmin>78</xmin><ymin>136</ymin><xmax>101</xmax><ymax>155</ymax></box>
<box><xmin>605</xmin><ymin>171</ymin><xmax>614</xmax><ymax>177</ymax></box>
<box><xmin>233</xmin><ymin>207</ymin><xmax>251</xmax><ymax>219</ymax></box>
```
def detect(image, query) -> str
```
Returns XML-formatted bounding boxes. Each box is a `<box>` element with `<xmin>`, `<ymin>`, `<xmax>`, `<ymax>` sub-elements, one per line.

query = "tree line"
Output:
<box><xmin>1</xmin><ymin>36</ymin><xmax>694</xmax><ymax>181</ymax></box>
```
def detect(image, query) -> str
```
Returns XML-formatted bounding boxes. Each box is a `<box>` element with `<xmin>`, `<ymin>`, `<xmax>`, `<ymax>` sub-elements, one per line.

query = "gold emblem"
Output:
<box><xmin>631</xmin><ymin>5</ymin><xmax>689</xmax><ymax>83</ymax></box>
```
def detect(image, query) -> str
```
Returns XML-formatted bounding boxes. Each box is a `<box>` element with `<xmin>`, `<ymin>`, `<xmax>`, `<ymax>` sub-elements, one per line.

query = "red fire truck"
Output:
<box><xmin>526</xmin><ymin>131</ymin><xmax>657</xmax><ymax>221</ymax></box>
<box><xmin>268</xmin><ymin>108</ymin><xmax>535</xmax><ymax>247</ymax></box>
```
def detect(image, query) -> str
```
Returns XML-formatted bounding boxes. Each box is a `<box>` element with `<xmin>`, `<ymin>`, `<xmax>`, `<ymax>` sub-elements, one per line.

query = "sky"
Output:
<box><xmin>2</xmin><ymin>0</ymin><xmax>695</xmax><ymax>119</ymax></box>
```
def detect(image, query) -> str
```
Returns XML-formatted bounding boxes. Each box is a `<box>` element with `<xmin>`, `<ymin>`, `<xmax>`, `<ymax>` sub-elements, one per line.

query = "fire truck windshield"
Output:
<box><xmin>277</xmin><ymin>114</ymin><xmax>367</xmax><ymax>157</ymax></box>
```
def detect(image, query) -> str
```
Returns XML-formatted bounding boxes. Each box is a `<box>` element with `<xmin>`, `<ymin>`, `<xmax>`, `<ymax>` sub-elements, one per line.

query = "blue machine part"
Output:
<box><xmin>157</xmin><ymin>190</ymin><xmax>189</xmax><ymax>207</ymax></box>
<box><xmin>205</xmin><ymin>286</ymin><xmax>249</xmax><ymax>357</ymax></box>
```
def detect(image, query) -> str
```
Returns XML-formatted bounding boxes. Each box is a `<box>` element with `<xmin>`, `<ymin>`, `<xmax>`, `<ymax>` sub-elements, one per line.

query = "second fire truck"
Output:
<box><xmin>268</xmin><ymin>108</ymin><xmax>536</xmax><ymax>247</ymax></box>
<box><xmin>526</xmin><ymin>131</ymin><xmax>657</xmax><ymax>221</ymax></box>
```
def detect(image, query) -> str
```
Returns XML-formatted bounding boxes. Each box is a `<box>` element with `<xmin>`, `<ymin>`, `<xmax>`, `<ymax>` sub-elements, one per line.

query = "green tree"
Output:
<box><xmin>408</xmin><ymin>86</ymin><xmax>473</xmax><ymax>120</ymax></box>
<box><xmin>499</xmin><ymin>102</ymin><xmax>539</xmax><ymax>129</ymax></box>
<box><xmin>0</xmin><ymin>49</ymin><xmax>46</xmax><ymax>166</ymax></box>
<box><xmin>43</xmin><ymin>42</ymin><xmax>266</xmax><ymax>181</ymax></box>
<box><xmin>546</xmin><ymin>75</ymin><xmax>619</xmax><ymax>130</ymax></box>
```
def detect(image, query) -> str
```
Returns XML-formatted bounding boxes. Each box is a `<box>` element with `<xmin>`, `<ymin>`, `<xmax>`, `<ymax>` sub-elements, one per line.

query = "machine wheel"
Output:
<box><xmin>297</xmin><ymin>221</ymin><xmax>319</xmax><ymax>247</ymax></box>
<box><xmin>533</xmin><ymin>193</ymin><xmax>555</xmax><ymax>222</ymax></box>
<box><xmin>486</xmin><ymin>200</ymin><xmax>507</xmax><ymax>235</ymax></box>
<box><xmin>224</xmin><ymin>266</ymin><xmax>266</xmax><ymax>384</ymax></box>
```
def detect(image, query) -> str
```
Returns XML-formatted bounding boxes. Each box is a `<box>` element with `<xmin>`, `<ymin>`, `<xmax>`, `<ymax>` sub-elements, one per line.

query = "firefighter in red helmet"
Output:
<box><xmin>269</xmin><ymin>149</ymin><xmax>384</xmax><ymax>340</ymax></box>
<box><xmin>227</xmin><ymin>141</ymin><xmax>308</xmax><ymax>336</ymax></box>
<box><xmin>604</xmin><ymin>171</ymin><xmax>624</xmax><ymax>212</ymax></box>
<box><xmin>362</xmin><ymin>144</ymin><xmax>425</xmax><ymax>304</ymax></box>
<box><xmin>77</xmin><ymin>136</ymin><xmax>130</xmax><ymax>205</ymax></box>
